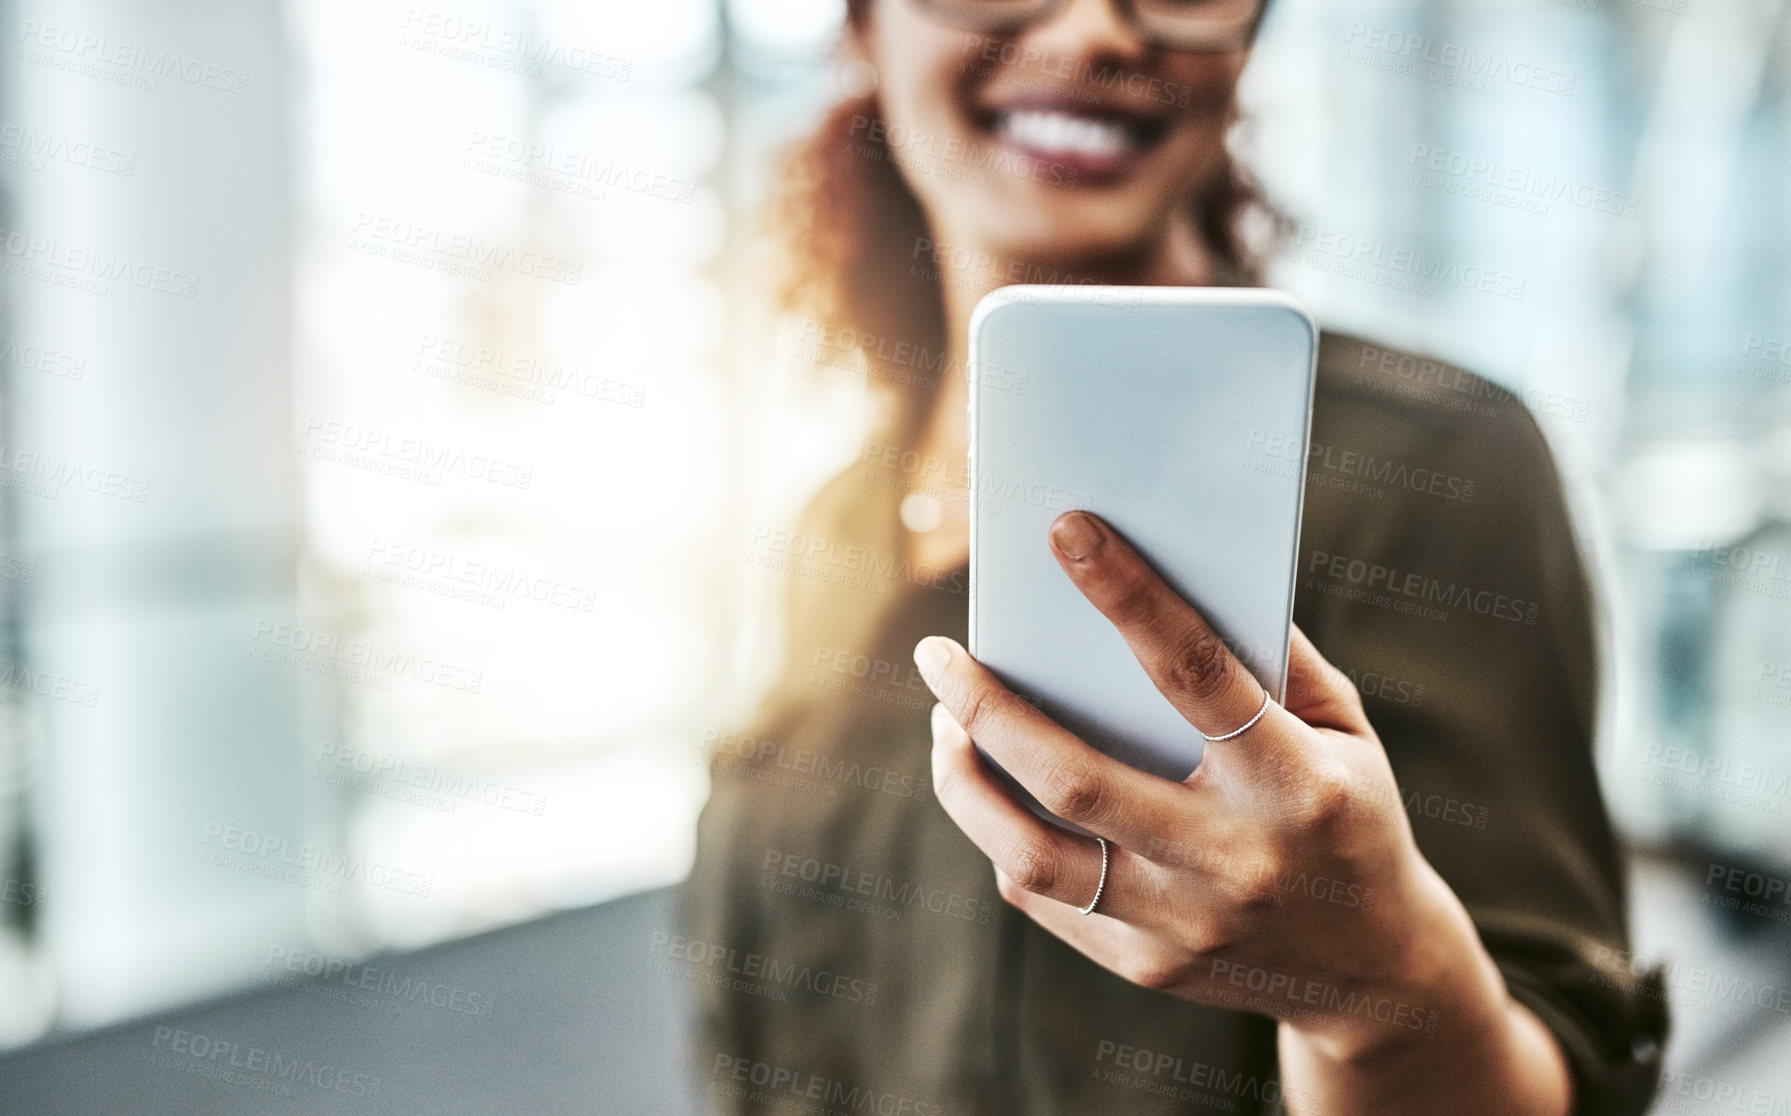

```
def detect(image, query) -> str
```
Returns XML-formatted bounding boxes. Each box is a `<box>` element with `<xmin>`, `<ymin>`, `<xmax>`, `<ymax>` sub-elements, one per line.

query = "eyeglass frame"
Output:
<box><xmin>904</xmin><ymin>0</ymin><xmax>1269</xmax><ymax>53</ymax></box>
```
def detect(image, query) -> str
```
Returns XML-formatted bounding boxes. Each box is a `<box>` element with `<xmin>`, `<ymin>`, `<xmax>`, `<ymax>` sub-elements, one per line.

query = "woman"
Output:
<box><xmin>686</xmin><ymin>0</ymin><xmax>1667</xmax><ymax>1112</ymax></box>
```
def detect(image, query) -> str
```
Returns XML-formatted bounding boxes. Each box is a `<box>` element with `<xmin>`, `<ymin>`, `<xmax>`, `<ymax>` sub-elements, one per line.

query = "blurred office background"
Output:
<box><xmin>0</xmin><ymin>0</ymin><xmax>1785</xmax><ymax>1110</ymax></box>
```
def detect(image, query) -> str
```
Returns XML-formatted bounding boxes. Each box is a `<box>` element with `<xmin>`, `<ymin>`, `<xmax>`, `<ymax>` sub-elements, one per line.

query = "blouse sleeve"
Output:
<box><xmin>1296</xmin><ymin>352</ymin><xmax>1669</xmax><ymax>1115</ymax></box>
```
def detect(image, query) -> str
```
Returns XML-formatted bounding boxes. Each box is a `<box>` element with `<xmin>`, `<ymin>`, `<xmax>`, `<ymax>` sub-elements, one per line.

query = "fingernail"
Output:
<box><xmin>913</xmin><ymin>636</ymin><xmax>950</xmax><ymax>680</ymax></box>
<box><xmin>1051</xmin><ymin>511</ymin><xmax>1103</xmax><ymax>561</ymax></box>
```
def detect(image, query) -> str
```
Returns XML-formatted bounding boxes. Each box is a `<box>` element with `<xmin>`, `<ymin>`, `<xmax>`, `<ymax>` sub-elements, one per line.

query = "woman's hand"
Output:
<box><xmin>914</xmin><ymin>510</ymin><xmax>1572</xmax><ymax>1116</ymax></box>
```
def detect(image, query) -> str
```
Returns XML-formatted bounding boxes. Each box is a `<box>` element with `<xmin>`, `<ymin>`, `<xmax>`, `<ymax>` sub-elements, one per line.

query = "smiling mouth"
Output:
<box><xmin>980</xmin><ymin>102</ymin><xmax>1170</xmax><ymax>182</ymax></box>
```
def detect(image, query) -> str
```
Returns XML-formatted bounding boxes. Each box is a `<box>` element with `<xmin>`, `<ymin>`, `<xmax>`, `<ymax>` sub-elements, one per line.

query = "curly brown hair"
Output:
<box><xmin>772</xmin><ymin>4</ymin><xmax>1281</xmax><ymax>444</ymax></box>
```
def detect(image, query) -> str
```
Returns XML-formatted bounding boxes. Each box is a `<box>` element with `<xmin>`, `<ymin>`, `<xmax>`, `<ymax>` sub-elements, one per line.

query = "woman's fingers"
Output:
<box><xmin>915</xmin><ymin>635</ymin><xmax>1197</xmax><ymax>850</ymax></box>
<box><xmin>1283</xmin><ymin>622</ymin><xmax>1373</xmax><ymax>735</ymax></box>
<box><xmin>930</xmin><ymin>702</ymin><xmax>1175</xmax><ymax>929</ymax></box>
<box><xmin>1048</xmin><ymin>510</ymin><xmax>1296</xmax><ymax>752</ymax></box>
<box><xmin>995</xmin><ymin>874</ymin><xmax>1198</xmax><ymax>994</ymax></box>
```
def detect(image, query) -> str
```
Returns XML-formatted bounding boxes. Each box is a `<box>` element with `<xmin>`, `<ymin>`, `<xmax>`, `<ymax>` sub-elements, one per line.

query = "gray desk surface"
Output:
<box><xmin>0</xmin><ymin>888</ymin><xmax>699</xmax><ymax>1116</ymax></box>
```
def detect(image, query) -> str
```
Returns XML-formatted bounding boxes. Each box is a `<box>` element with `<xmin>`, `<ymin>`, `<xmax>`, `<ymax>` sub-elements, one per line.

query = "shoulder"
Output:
<box><xmin>1311</xmin><ymin>330</ymin><xmax>1565</xmax><ymax>505</ymax></box>
<box><xmin>1296</xmin><ymin>329</ymin><xmax>1593</xmax><ymax>672</ymax></box>
<box><xmin>1315</xmin><ymin>332</ymin><xmax>1540</xmax><ymax>445</ymax></box>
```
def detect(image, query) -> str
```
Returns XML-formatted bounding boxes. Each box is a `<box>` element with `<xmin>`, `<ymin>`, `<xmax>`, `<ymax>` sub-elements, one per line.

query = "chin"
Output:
<box><xmin>968</xmin><ymin>199</ymin><xmax>1163</xmax><ymax>270</ymax></box>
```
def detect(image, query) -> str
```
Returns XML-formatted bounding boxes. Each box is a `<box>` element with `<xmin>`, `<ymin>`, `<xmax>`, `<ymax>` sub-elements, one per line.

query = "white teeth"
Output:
<box><xmin>998</xmin><ymin>110</ymin><xmax>1132</xmax><ymax>159</ymax></box>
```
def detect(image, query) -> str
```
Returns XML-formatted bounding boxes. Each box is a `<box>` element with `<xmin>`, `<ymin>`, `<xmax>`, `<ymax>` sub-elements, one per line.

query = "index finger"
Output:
<box><xmin>1047</xmin><ymin>510</ymin><xmax>1300</xmax><ymax>754</ymax></box>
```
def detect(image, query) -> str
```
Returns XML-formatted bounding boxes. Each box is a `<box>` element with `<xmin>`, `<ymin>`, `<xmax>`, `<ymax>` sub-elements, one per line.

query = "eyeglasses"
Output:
<box><xmin>909</xmin><ymin>0</ymin><xmax>1265</xmax><ymax>53</ymax></box>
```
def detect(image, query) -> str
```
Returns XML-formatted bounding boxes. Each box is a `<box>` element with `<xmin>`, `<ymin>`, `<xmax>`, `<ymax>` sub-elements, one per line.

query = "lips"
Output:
<box><xmin>979</xmin><ymin>97</ymin><xmax>1170</xmax><ymax>183</ymax></box>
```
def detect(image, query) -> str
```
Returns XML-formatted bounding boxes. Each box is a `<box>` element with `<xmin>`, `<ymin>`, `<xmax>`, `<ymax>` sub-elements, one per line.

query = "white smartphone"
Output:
<box><xmin>967</xmin><ymin>285</ymin><xmax>1317</xmax><ymax>827</ymax></box>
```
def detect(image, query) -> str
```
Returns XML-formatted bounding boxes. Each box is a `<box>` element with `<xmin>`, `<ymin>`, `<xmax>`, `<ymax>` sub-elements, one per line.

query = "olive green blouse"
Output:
<box><xmin>681</xmin><ymin>332</ymin><xmax>1668</xmax><ymax>1115</ymax></box>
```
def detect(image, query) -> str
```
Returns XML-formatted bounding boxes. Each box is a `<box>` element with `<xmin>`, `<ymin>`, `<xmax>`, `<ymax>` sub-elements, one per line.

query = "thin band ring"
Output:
<box><xmin>1079</xmin><ymin>837</ymin><xmax>1109</xmax><ymax>916</ymax></box>
<box><xmin>1201</xmin><ymin>690</ymin><xmax>1271</xmax><ymax>742</ymax></box>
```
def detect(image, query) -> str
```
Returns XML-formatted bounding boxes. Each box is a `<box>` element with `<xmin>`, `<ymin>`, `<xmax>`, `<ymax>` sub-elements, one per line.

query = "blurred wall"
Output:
<box><xmin>2</xmin><ymin>0</ymin><xmax>306</xmax><ymax>1034</ymax></box>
